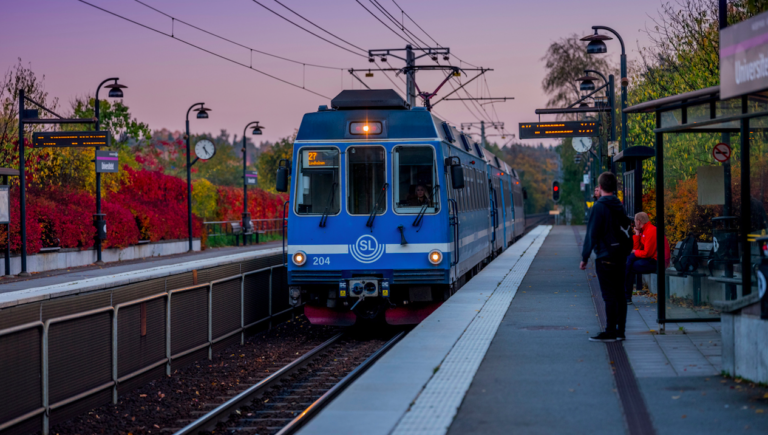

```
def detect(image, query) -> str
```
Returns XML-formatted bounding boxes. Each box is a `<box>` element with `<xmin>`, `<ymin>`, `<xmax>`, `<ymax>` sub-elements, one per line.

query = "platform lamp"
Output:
<box><xmin>582</xmin><ymin>26</ymin><xmax>627</xmax><ymax>154</ymax></box>
<box><xmin>185</xmin><ymin>103</ymin><xmax>211</xmax><ymax>252</ymax></box>
<box><xmin>242</xmin><ymin>121</ymin><xmax>264</xmax><ymax>244</ymax></box>
<box><xmin>94</xmin><ymin>78</ymin><xmax>127</xmax><ymax>265</ymax></box>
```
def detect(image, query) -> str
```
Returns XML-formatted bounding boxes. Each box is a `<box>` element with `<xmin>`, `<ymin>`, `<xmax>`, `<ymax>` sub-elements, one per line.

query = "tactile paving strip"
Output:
<box><xmin>391</xmin><ymin>226</ymin><xmax>552</xmax><ymax>435</ymax></box>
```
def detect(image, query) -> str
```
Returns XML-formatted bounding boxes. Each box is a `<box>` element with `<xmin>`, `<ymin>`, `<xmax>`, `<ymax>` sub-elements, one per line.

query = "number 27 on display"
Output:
<box><xmin>312</xmin><ymin>256</ymin><xmax>330</xmax><ymax>265</ymax></box>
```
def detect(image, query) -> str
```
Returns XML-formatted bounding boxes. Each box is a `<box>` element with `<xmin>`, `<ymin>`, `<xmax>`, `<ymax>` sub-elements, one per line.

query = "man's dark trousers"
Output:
<box><xmin>624</xmin><ymin>252</ymin><xmax>657</xmax><ymax>300</ymax></box>
<box><xmin>596</xmin><ymin>258</ymin><xmax>627</xmax><ymax>334</ymax></box>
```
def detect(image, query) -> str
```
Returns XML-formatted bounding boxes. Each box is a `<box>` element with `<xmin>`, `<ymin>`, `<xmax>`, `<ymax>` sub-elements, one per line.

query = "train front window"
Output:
<box><xmin>347</xmin><ymin>146</ymin><xmax>386</xmax><ymax>215</ymax></box>
<box><xmin>393</xmin><ymin>146</ymin><xmax>439</xmax><ymax>214</ymax></box>
<box><xmin>295</xmin><ymin>148</ymin><xmax>340</xmax><ymax>215</ymax></box>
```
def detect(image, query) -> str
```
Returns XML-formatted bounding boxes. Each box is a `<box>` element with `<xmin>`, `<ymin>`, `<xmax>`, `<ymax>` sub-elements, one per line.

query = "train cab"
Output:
<box><xmin>279</xmin><ymin>89</ymin><xmax>523</xmax><ymax>326</ymax></box>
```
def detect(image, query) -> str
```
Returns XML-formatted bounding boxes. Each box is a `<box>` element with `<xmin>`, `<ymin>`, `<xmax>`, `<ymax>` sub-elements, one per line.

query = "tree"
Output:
<box><xmin>0</xmin><ymin>59</ymin><xmax>59</xmax><ymax>187</ymax></box>
<box><xmin>257</xmin><ymin>135</ymin><xmax>294</xmax><ymax>193</ymax></box>
<box><xmin>541</xmin><ymin>34</ymin><xmax>613</xmax><ymax>112</ymax></box>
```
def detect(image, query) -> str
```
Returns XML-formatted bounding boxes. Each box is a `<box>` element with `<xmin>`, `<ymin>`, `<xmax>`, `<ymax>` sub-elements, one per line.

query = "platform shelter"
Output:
<box><xmin>624</xmin><ymin>85</ymin><xmax>768</xmax><ymax>382</ymax></box>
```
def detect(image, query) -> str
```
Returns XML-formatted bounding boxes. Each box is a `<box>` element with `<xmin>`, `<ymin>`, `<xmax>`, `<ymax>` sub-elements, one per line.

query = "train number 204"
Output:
<box><xmin>312</xmin><ymin>256</ymin><xmax>330</xmax><ymax>265</ymax></box>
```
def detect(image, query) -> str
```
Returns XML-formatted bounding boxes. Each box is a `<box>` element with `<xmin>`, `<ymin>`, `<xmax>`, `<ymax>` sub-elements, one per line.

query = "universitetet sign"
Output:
<box><xmin>721</xmin><ymin>11</ymin><xmax>768</xmax><ymax>99</ymax></box>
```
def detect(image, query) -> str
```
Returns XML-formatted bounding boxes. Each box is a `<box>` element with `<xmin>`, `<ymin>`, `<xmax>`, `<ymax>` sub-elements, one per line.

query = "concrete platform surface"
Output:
<box><xmin>300</xmin><ymin>225</ymin><xmax>768</xmax><ymax>435</ymax></box>
<box><xmin>299</xmin><ymin>226</ymin><xmax>551</xmax><ymax>435</ymax></box>
<box><xmin>0</xmin><ymin>242</ymin><xmax>281</xmax><ymax>308</ymax></box>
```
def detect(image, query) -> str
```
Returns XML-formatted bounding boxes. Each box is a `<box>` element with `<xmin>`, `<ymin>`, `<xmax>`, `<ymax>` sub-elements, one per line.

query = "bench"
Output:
<box><xmin>663</xmin><ymin>241</ymin><xmax>713</xmax><ymax>306</ymax></box>
<box><xmin>231</xmin><ymin>221</ymin><xmax>255</xmax><ymax>246</ymax></box>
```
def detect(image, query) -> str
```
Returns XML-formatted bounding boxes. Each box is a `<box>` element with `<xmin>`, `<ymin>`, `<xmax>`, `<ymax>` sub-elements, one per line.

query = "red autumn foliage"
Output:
<box><xmin>0</xmin><ymin>164</ymin><xmax>284</xmax><ymax>255</ymax></box>
<box><xmin>215</xmin><ymin>186</ymin><xmax>288</xmax><ymax>221</ymax></box>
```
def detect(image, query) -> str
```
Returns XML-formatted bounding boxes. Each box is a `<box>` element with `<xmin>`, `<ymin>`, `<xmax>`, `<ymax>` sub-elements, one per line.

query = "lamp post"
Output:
<box><xmin>577</xmin><ymin>69</ymin><xmax>614</xmax><ymax>173</ymax></box>
<box><xmin>582</xmin><ymin>26</ymin><xmax>627</xmax><ymax>154</ymax></box>
<box><xmin>242</xmin><ymin>121</ymin><xmax>263</xmax><ymax>244</ymax></box>
<box><xmin>94</xmin><ymin>78</ymin><xmax>127</xmax><ymax>265</ymax></box>
<box><xmin>185</xmin><ymin>102</ymin><xmax>211</xmax><ymax>252</ymax></box>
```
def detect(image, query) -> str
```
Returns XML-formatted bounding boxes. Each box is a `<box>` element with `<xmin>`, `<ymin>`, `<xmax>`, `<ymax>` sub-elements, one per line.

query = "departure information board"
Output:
<box><xmin>519</xmin><ymin>121</ymin><xmax>599</xmax><ymax>139</ymax></box>
<box><xmin>33</xmin><ymin>131</ymin><xmax>111</xmax><ymax>147</ymax></box>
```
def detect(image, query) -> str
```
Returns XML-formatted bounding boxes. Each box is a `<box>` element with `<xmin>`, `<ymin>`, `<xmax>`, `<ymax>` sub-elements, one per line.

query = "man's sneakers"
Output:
<box><xmin>589</xmin><ymin>332</ymin><xmax>617</xmax><ymax>342</ymax></box>
<box><xmin>589</xmin><ymin>331</ymin><xmax>626</xmax><ymax>342</ymax></box>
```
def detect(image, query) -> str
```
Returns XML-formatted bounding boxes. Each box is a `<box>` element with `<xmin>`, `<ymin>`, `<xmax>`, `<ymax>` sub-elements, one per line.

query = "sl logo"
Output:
<box><xmin>350</xmin><ymin>234</ymin><xmax>384</xmax><ymax>264</ymax></box>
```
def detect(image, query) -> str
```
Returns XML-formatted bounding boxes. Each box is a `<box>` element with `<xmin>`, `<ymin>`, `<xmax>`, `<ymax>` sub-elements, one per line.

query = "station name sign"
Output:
<box><xmin>721</xmin><ymin>10</ymin><xmax>768</xmax><ymax>99</ymax></box>
<box><xmin>33</xmin><ymin>131</ymin><xmax>111</xmax><ymax>148</ymax></box>
<box><xmin>245</xmin><ymin>170</ymin><xmax>258</xmax><ymax>185</ymax></box>
<box><xmin>518</xmin><ymin>121</ymin><xmax>599</xmax><ymax>139</ymax></box>
<box><xmin>95</xmin><ymin>151</ymin><xmax>118</xmax><ymax>173</ymax></box>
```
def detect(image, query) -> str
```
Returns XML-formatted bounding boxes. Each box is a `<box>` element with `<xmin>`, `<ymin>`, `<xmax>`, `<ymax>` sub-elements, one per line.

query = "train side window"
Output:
<box><xmin>347</xmin><ymin>146</ymin><xmax>386</xmax><ymax>215</ymax></box>
<box><xmin>393</xmin><ymin>146</ymin><xmax>439</xmax><ymax>214</ymax></box>
<box><xmin>295</xmin><ymin>148</ymin><xmax>340</xmax><ymax>215</ymax></box>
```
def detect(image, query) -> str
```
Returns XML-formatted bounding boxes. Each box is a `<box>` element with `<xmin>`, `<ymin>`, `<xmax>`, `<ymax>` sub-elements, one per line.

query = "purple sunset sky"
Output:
<box><xmin>2</xmin><ymin>0</ymin><xmax>663</xmax><ymax>146</ymax></box>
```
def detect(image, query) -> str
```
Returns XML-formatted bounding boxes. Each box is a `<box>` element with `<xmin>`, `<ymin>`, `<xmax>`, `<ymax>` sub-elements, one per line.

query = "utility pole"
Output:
<box><xmin>405</xmin><ymin>45</ymin><xmax>416</xmax><ymax>108</ymax></box>
<box><xmin>461</xmin><ymin>121</ymin><xmax>505</xmax><ymax>147</ymax></box>
<box><xmin>366</xmin><ymin>45</ymin><xmax>451</xmax><ymax>108</ymax></box>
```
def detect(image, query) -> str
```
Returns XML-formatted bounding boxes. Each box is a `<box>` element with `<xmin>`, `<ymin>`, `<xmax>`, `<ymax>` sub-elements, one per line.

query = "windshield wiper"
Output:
<box><xmin>319</xmin><ymin>181</ymin><xmax>337</xmax><ymax>227</ymax></box>
<box><xmin>366</xmin><ymin>183</ymin><xmax>389</xmax><ymax>230</ymax></box>
<box><xmin>413</xmin><ymin>184</ymin><xmax>439</xmax><ymax>229</ymax></box>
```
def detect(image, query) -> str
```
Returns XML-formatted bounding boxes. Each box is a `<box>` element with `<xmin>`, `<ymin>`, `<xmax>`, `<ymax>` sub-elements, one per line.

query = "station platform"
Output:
<box><xmin>299</xmin><ymin>226</ymin><xmax>768</xmax><ymax>435</ymax></box>
<box><xmin>0</xmin><ymin>241</ymin><xmax>281</xmax><ymax>308</ymax></box>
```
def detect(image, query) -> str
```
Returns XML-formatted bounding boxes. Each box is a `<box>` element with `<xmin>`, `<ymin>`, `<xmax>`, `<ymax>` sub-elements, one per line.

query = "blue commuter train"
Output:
<box><xmin>276</xmin><ymin>89</ymin><xmax>526</xmax><ymax>326</ymax></box>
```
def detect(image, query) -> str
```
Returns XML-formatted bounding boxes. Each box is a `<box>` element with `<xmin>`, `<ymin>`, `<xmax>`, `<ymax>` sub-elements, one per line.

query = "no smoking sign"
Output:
<box><xmin>713</xmin><ymin>143</ymin><xmax>731</xmax><ymax>163</ymax></box>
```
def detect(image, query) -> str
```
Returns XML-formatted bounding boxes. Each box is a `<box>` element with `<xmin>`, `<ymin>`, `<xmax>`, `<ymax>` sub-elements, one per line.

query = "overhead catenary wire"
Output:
<box><xmin>369</xmin><ymin>0</ymin><xmax>430</xmax><ymax>49</ymax></box>
<box><xmin>132</xmin><ymin>0</ymin><xmax>344</xmax><ymax>70</ymax></box>
<box><xmin>250</xmin><ymin>0</ymin><xmax>368</xmax><ymax>58</ymax></box>
<box><xmin>355</xmin><ymin>0</ymin><xmax>417</xmax><ymax>47</ymax></box>
<box><xmin>389</xmin><ymin>0</ymin><xmax>479</xmax><ymax>68</ymax></box>
<box><xmin>77</xmin><ymin>0</ymin><xmax>331</xmax><ymax>99</ymax></box>
<box><xmin>270</xmin><ymin>0</ymin><xmax>369</xmax><ymax>53</ymax></box>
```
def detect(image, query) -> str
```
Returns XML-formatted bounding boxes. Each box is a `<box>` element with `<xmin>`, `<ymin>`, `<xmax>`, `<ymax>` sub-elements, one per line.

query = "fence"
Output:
<box><xmin>0</xmin><ymin>255</ymin><xmax>290</xmax><ymax>435</ymax></box>
<box><xmin>205</xmin><ymin>219</ymin><xmax>283</xmax><ymax>245</ymax></box>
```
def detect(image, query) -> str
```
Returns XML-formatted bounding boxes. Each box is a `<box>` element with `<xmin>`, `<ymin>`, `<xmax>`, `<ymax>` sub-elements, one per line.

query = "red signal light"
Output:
<box><xmin>554</xmin><ymin>186</ymin><xmax>559</xmax><ymax>191</ymax></box>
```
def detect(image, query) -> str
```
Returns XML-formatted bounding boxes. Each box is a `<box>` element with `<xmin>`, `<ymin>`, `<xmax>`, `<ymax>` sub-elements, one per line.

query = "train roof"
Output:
<box><xmin>295</xmin><ymin>90</ymin><xmax>520</xmax><ymax>178</ymax></box>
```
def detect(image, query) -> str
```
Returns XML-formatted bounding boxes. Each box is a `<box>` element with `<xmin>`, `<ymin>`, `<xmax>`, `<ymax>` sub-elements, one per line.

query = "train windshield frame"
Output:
<box><xmin>392</xmin><ymin>145</ymin><xmax>439</xmax><ymax>214</ymax></box>
<box><xmin>346</xmin><ymin>145</ymin><xmax>387</xmax><ymax>215</ymax></box>
<box><xmin>294</xmin><ymin>147</ymin><xmax>341</xmax><ymax>216</ymax></box>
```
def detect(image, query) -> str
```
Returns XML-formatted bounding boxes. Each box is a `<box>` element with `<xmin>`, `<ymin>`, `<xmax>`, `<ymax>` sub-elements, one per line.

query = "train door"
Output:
<box><xmin>499</xmin><ymin>174</ymin><xmax>508</xmax><ymax>248</ymax></box>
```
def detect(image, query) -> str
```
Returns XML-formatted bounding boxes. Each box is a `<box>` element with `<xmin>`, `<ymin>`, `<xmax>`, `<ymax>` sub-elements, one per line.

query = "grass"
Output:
<box><xmin>205</xmin><ymin>232</ymin><xmax>284</xmax><ymax>249</ymax></box>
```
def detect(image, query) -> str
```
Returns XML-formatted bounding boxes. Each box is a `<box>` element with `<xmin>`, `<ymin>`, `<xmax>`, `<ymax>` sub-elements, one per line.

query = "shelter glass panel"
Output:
<box><xmin>660</xmin><ymin>131</ymin><xmax>740</xmax><ymax>320</ymax></box>
<box><xmin>749</xmin><ymin>114</ymin><xmax>768</xmax><ymax>295</ymax></box>
<box><xmin>295</xmin><ymin>148</ymin><xmax>340</xmax><ymax>215</ymax></box>
<box><xmin>393</xmin><ymin>146</ymin><xmax>439</xmax><ymax>214</ymax></box>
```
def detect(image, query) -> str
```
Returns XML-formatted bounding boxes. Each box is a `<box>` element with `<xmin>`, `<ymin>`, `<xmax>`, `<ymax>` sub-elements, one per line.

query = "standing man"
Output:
<box><xmin>624</xmin><ymin>212</ymin><xmax>658</xmax><ymax>304</ymax></box>
<box><xmin>580</xmin><ymin>172</ymin><xmax>633</xmax><ymax>342</ymax></box>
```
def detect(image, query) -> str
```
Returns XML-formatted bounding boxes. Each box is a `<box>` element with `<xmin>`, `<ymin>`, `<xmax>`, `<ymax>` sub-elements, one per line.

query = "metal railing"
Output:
<box><xmin>205</xmin><ymin>219</ymin><xmax>283</xmax><ymax>237</ymax></box>
<box><xmin>0</xmin><ymin>264</ymin><xmax>291</xmax><ymax>435</ymax></box>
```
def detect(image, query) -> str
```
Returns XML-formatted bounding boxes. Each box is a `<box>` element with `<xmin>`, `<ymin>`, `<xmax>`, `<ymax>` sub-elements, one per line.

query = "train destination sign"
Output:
<box><xmin>95</xmin><ymin>151</ymin><xmax>118</xmax><ymax>173</ymax></box>
<box><xmin>303</xmin><ymin>150</ymin><xmax>338</xmax><ymax>168</ymax></box>
<box><xmin>33</xmin><ymin>131</ymin><xmax>111</xmax><ymax>148</ymax></box>
<box><xmin>518</xmin><ymin>121</ymin><xmax>599</xmax><ymax>139</ymax></box>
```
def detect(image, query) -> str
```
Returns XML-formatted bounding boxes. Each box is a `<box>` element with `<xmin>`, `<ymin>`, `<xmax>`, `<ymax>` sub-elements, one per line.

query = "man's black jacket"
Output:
<box><xmin>581</xmin><ymin>195</ymin><xmax>628</xmax><ymax>262</ymax></box>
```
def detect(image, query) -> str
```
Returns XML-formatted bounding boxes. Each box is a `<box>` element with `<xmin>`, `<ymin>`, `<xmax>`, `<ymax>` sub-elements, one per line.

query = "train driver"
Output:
<box><xmin>406</xmin><ymin>184</ymin><xmax>432</xmax><ymax>207</ymax></box>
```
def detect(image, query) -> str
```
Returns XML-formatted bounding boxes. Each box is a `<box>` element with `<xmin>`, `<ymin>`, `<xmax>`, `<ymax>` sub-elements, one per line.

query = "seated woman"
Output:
<box><xmin>406</xmin><ymin>184</ymin><xmax>432</xmax><ymax>207</ymax></box>
<box><xmin>625</xmin><ymin>212</ymin><xmax>658</xmax><ymax>304</ymax></box>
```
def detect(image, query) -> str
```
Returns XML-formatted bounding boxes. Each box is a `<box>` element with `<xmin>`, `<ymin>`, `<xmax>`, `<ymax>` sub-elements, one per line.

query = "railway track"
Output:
<box><xmin>525</xmin><ymin>213</ymin><xmax>554</xmax><ymax>232</ymax></box>
<box><xmin>173</xmin><ymin>330</ymin><xmax>406</xmax><ymax>435</ymax></box>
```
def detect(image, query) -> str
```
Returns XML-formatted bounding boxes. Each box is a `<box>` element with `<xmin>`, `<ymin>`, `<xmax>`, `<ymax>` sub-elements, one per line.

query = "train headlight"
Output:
<box><xmin>428</xmin><ymin>250</ymin><xmax>443</xmax><ymax>265</ymax></box>
<box><xmin>292</xmin><ymin>251</ymin><xmax>307</xmax><ymax>266</ymax></box>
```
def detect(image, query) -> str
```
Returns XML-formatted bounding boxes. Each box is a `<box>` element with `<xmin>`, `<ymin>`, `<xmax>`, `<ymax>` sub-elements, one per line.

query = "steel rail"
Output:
<box><xmin>172</xmin><ymin>332</ymin><xmax>344</xmax><ymax>435</ymax></box>
<box><xmin>275</xmin><ymin>330</ymin><xmax>407</xmax><ymax>435</ymax></box>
